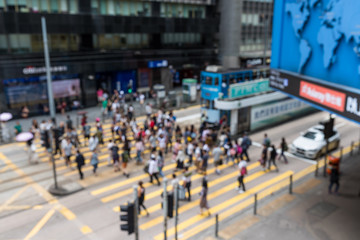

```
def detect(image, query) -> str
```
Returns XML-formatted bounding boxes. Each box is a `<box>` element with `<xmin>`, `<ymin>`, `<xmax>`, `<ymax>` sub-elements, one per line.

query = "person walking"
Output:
<box><xmin>122</xmin><ymin>140</ymin><xmax>131</xmax><ymax>178</ymax></box>
<box><xmin>63</xmin><ymin>138</ymin><xmax>73</xmax><ymax>167</ymax></box>
<box><xmin>201</xmin><ymin>149</ymin><xmax>209</xmax><ymax>174</ymax></box>
<box><xmin>186</xmin><ymin>140</ymin><xmax>194</xmax><ymax>165</ymax></box>
<box><xmin>157</xmin><ymin>150</ymin><xmax>165</xmax><ymax>177</ymax></box>
<box><xmin>112</xmin><ymin>144</ymin><xmax>121</xmax><ymax>172</ymax></box>
<box><xmin>90</xmin><ymin>149</ymin><xmax>99</xmax><ymax>176</ymax></box>
<box><xmin>236</xmin><ymin>158</ymin><xmax>247</xmax><ymax>193</ymax></box>
<box><xmin>183</xmin><ymin>166</ymin><xmax>192</xmax><ymax>201</ymax></box>
<box><xmin>240</xmin><ymin>133</ymin><xmax>252</xmax><ymax>161</ymax></box>
<box><xmin>135</xmin><ymin>138</ymin><xmax>144</xmax><ymax>165</ymax></box>
<box><xmin>199</xmin><ymin>174</ymin><xmax>211</xmax><ymax>216</ymax></box>
<box><xmin>263</xmin><ymin>133</ymin><xmax>271</xmax><ymax>148</ymax></box>
<box><xmin>212</xmin><ymin>145</ymin><xmax>223</xmax><ymax>175</ymax></box>
<box><xmin>329</xmin><ymin>166</ymin><xmax>340</xmax><ymax>194</ymax></box>
<box><xmin>260</xmin><ymin>144</ymin><xmax>268</xmax><ymax>170</ymax></box>
<box><xmin>107</xmin><ymin>140</ymin><xmax>115</xmax><ymax>167</ymax></box>
<box><xmin>89</xmin><ymin>134</ymin><xmax>99</xmax><ymax>152</ymax></box>
<box><xmin>148</xmin><ymin>153</ymin><xmax>160</xmax><ymax>186</ymax></box>
<box><xmin>176</xmin><ymin>148</ymin><xmax>186</xmax><ymax>170</ymax></box>
<box><xmin>137</xmin><ymin>181</ymin><xmax>149</xmax><ymax>216</ymax></box>
<box><xmin>268</xmin><ymin>145</ymin><xmax>279</xmax><ymax>172</ymax></box>
<box><xmin>278</xmin><ymin>137</ymin><xmax>289</xmax><ymax>164</ymax></box>
<box><xmin>75</xmin><ymin>150</ymin><xmax>85</xmax><ymax>179</ymax></box>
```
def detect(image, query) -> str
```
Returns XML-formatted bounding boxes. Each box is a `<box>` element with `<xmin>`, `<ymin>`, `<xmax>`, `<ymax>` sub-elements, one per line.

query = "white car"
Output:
<box><xmin>289</xmin><ymin>124</ymin><xmax>340</xmax><ymax>159</ymax></box>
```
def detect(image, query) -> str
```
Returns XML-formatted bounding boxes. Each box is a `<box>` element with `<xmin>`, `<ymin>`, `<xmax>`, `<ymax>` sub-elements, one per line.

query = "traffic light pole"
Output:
<box><xmin>163</xmin><ymin>178</ymin><xmax>168</xmax><ymax>240</ymax></box>
<box><xmin>324</xmin><ymin>139</ymin><xmax>329</xmax><ymax>177</ymax></box>
<box><xmin>174</xmin><ymin>183</ymin><xmax>179</xmax><ymax>240</ymax></box>
<box><xmin>133</xmin><ymin>185</ymin><xmax>139</xmax><ymax>240</ymax></box>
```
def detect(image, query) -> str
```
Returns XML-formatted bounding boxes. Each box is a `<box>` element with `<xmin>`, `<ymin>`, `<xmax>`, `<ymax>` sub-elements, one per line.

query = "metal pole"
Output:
<box><xmin>133</xmin><ymin>185</ymin><xmax>139</xmax><ymax>240</ymax></box>
<box><xmin>263</xmin><ymin>14</ymin><xmax>268</xmax><ymax>66</ymax></box>
<box><xmin>163</xmin><ymin>178</ymin><xmax>168</xmax><ymax>240</ymax></box>
<box><xmin>340</xmin><ymin>146</ymin><xmax>343</xmax><ymax>161</ymax></box>
<box><xmin>315</xmin><ymin>160</ymin><xmax>319</xmax><ymax>177</ymax></box>
<box><xmin>215</xmin><ymin>214</ymin><xmax>219</xmax><ymax>237</ymax></box>
<box><xmin>323</xmin><ymin>140</ymin><xmax>329</xmax><ymax>177</ymax></box>
<box><xmin>41</xmin><ymin>17</ymin><xmax>55</xmax><ymax>119</ymax></box>
<box><xmin>174</xmin><ymin>183</ymin><xmax>179</xmax><ymax>240</ymax></box>
<box><xmin>48</xmin><ymin>130</ymin><xmax>58</xmax><ymax>189</ymax></box>
<box><xmin>351</xmin><ymin>141</ymin><xmax>354</xmax><ymax>156</ymax></box>
<box><xmin>254</xmin><ymin>194</ymin><xmax>257</xmax><ymax>215</ymax></box>
<box><xmin>289</xmin><ymin>175</ymin><xmax>293</xmax><ymax>194</ymax></box>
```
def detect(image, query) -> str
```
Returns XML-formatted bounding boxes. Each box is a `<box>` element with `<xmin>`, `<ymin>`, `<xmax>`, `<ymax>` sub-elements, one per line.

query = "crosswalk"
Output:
<box><xmin>30</xmin><ymin>115</ymin><xmax>321</xmax><ymax>239</ymax></box>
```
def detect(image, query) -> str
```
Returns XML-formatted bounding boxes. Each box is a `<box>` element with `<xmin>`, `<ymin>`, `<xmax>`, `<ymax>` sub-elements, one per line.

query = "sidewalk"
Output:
<box><xmin>201</xmin><ymin>151</ymin><xmax>360</xmax><ymax>240</ymax></box>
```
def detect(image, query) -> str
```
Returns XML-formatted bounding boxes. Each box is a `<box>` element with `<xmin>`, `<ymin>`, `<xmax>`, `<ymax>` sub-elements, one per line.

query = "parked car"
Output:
<box><xmin>289</xmin><ymin>124</ymin><xmax>340</xmax><ymax>159</ymax></box>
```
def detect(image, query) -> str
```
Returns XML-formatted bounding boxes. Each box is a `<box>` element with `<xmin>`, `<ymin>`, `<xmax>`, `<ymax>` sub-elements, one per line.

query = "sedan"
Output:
<box><xmin>289</xmin><ymin>125</ymin><xmax>340</xmax><ymax>159</ymax></box>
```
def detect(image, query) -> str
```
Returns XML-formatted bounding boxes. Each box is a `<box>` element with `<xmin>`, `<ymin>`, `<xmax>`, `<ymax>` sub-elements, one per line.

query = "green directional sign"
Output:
<box><xmin>229</xmin><ymin>79</ymin><xmax>270</xmax><ymax>99</ymax></box>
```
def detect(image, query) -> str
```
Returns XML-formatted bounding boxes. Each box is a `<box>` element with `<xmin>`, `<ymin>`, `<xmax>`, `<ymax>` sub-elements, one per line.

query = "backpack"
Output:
<box><xmin>241</xmin><ymin>167</ymin><xmax>247</xmax><ymax>176</ymax></box>
<box><xmin>283</xmin><ymin>142</ymin><xmax>288</xmax><ymax>151</ymax></box>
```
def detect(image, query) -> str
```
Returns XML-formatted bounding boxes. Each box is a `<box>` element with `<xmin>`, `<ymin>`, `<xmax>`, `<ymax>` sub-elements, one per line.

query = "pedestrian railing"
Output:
<box><xmin>213</xmin><ymin>141</ymin><xmax>360</xmax><ymax>238</ymax></box>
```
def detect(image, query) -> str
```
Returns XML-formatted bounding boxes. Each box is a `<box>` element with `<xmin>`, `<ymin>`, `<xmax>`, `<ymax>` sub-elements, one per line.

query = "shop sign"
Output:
<box><xmin>148</xmin><ymin>60</ymin><xmax>168</xmax><ymax>68</ymax></box>
<box><xmin>270</xmin><ymin>69</ymin><xmax>360</xmax><ymax>124</ymax></box>
<box><xmin>229</xmin><ymin>79</ymin><xmax>270</xmax><ymax>99</ymax></box>
<box><xmin>23</xmin><ymin>66</ymin><xmax>68</xmax><ymax>75</ymax></box>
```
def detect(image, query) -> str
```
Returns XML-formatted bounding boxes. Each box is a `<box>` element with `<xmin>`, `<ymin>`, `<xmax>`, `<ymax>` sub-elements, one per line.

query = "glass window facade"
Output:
<box><xmin>94</xmin><ymin>33</ymin><xmax>149</xmax><ymax>49</ymax></box>
<box><xmin>1</xmin><ymin>0</ymin><xmax>78</xmax><ymax>14</ymax></box>
<box><xmin>3</xmin><ymin>34</ymin><xmax>81</xmax><ymax>53</ymax></box>
<box><xmin>240</xmin><ymin>0</ymin><xmax>273</xmax><ymax>52</ymax></box>
<box><xmin>162</xmin><ymin>33</ymin><xmax>202</xmax><ymax>46</ymax></box>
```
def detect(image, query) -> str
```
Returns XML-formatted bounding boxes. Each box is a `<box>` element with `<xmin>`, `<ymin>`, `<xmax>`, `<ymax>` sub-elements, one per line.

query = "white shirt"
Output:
<box><xmin>111</xmin><ymin>102</ymin><xmax>120</xmax><ymax>112</ymax></box>
<box><xmin>89</xmin><ymin>137</ymin><xmax>98</xmax><ymax>151</ymax></box>
<box><xmin>238</xmin><ymin>160</ymin><xmax>247</xmax><ymax>176</ymax></box>
<box><xmin>203</xmin><ymin>144</ymin><xmax>210</xmax><ymax>152</ymax></box>
<box><xmin>148</xmin><ymin>159</ymin><xmax>159</xmax><ymax>174</ymax></box>
<box><xmin>187</xmin><ymin>143</ymin><xmax>194</xmax><ymax>155</ymax></box>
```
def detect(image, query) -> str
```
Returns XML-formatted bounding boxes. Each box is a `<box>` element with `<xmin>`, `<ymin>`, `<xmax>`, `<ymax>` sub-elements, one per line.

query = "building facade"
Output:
<box><xmin>219</xmin><ymin>0</ymin><xmax>273</xmax><ymax>69</ymax></box>
<box><xmin>0</xmin><ymin>0</ymin><xmax>219</xmax><ymax>115</ymax></box>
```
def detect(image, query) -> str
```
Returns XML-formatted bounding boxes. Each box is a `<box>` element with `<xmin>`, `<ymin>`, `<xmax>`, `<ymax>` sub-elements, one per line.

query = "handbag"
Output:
<box><xmin>143</xmin><ymin>164</ymin><xmax>149</xmax><ymax>173</ymax></box>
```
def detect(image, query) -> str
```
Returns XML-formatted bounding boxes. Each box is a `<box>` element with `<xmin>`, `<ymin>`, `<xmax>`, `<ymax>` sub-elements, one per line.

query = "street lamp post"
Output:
<box><xmin>263</xmin><ymin>14</ymin><xmax>269</xmax><ymax>66</ymax></box>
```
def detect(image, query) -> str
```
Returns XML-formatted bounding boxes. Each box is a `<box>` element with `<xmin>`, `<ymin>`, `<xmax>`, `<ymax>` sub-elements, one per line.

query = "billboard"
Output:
<box><xmin>271</xmin><ymin>0</ymin><xmax>360</xmax><ymax>124</ymax></box>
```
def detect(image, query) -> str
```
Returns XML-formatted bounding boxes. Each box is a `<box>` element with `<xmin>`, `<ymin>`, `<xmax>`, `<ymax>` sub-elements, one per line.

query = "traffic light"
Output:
<box><xmin>120</xmin><ymin>202</ymin><xmax>135</xmax><ymax>234</ymax></box>
<box><xmin>161</xmin><ymin>192</ymin><xmax>174</xmax><ymax>218</ymax></box>
<box><xmin>323</xmin><ymin>118</ymin><xmax>334</xmax><ymax>139</ymax></box>
<box><xmin>127</xmin><ymin>80</ymin><xmax>133</xmax><ymax>94</ymax></box>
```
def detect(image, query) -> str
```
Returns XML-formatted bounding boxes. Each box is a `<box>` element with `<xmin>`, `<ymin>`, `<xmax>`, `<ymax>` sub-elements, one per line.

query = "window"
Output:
<box><xmin>50</xmin><ymin>0</ymin><xmax>58</xmax><ymax>13</ymax></box>
<box><xmin>30</xmin><ymin>34</ymin><xmax>43</xmax><ymax>52</ymax></box>
<box><xmin>0</xmin><ymin>35</ymin><xmax>7</xmax><ymax>52</ymax></box>
<box><xmin>91</xmin><ymin>0</ymin><xmax>98</xmax><ymax>13</ymax></box>
<box><xmin>60</xmin><ymin>0</ymin><xmax>68</xmax><ymax>13</ymax></box>
<box><xmin>0</xmin><ymin>0</ymin><xmax>5</xmax><ymax>12</ymax></box>
<box><xmin>30</xmin><ymin>0</ymin><xmax>39</xmax><ymax>12</ymax></box>
<box><xmin>107</xmin><ymin>0</ymin><xmax>115</xmax><ymax>15</ymax></box>
<box><xmin>69</xmin><ymin>0</ymin><xmax>78</xmax><ymax>14</ymax></box>
<box><xmin>69</xmin><ymin>34</ymin><xmax>79</xmax><ymax>51</ymax></box>
<box><xmin>40</xmin><ymin>0</ymin><xmax>48</xmax><ymax>12</ymax></box>
<box><xmin>205</xmin><ymin>76</ymin><xmax>212</xmax><ymax>85</ymax></box>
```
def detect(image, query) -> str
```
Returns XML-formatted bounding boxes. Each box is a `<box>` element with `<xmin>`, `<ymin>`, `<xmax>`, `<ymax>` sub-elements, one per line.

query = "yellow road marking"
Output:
<box><xmin>140</xmin><ymin>163</ymin><xmax>265</xmax><ymax>230</ymax></box>
<box><xmin>24</xmin><ymin>208</ymin><xmax>56</xmax><ymax>240</ymax></box>
<box><xmin>58</xmin><ymin>206</ymin><xmax>76</xmax><ymax>220</ymax></box>
<box><xmin>33</xmin><ymin>205</ymin><xmax>44</xmax><ymax>210</ymax></box>
<box><xmin>0</xmin><ymin>186</ymin><xmax>28</xmax><ymax>212</ymax></box>
<box><xmin>0</xmin><ymin>165</ymin><xmax>9</xmax><ymax>173</ymax></box>
<box><xmin>2</xmin><ymin>205</ymin><xmax>32</xmax><ymax>210</ymax></box>
<box><xmin>153</xmin><ymin>170</ymin><xmax>294</xmax><ymax>239</ymax></box>
<box><xmin>80</xmin><ymin>225</ymin><xmax>93</xmax><ymax>234</ymax></box>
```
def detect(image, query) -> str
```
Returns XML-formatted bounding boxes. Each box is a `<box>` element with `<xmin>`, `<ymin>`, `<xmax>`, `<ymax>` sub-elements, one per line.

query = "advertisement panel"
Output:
<box><xmin>250</xmin><ymin>97</ymin><xmax>313</xmax><ymax>131</ymax></box>
<box><xmin>229</xmin><ymin>79</ymin><xmax>271</xmax><ymax>99</ymax></box>
<box><xmin>52</xmin><ymin>79</ymin><xmax>81</xmax><ymax>98</ymax></box>
<box><xmin>271</xmin><ymin>0</ymin><xmax>360</xmax><ymax>123</ymax></box>
<box><xmin>270</xmin><ymin>69</ymin><xmax>360</xmax><ymax>123</ymax></box>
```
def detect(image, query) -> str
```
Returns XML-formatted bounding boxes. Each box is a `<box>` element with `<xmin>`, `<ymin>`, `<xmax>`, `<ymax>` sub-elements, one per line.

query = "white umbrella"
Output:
<box><xmin>0</xmin><ymin>112</ymin><xmax>13</xmax><ymax>121</ymax></box>
<box><xmin>15</xmin><ymin>132</ymin><xmax>34</xmax><ymax>142</ymax></box>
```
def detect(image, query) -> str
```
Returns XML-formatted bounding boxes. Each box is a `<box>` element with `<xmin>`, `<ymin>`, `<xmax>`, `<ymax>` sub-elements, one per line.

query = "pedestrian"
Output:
<box><xmin>135</xmin><ymin>138</ymin><xmax>144</xmax><ymax>165</ymax></box>
<box><xmin>260</xmin><ymin>144</ymin><xmax>268</xmax><ymax>170</ymax></box>
<box><xmin>149</xmin><ymin>131</ymin><xmax>157</xmax><ymax>152</ymax></box>
<box><xmin>194</xmin><ymin>143</ymin><xmax>202</xmax><ymax>173</ymax></box>
<box><xmin>199</xmin><ymin>174</ymin><xmax>211</xmax><ymax>216</ymax></box>
<box><xmin>186</xmin><ymin>140</ymin><xmax>194</xmax><ymax>165</ymax></box>
<box><xmin>240</xmin><ymin>133</ymin><xmax>252</xmax><ymax>161</ymax></box>
<box><xmin>75</xmin><ymin>150</ymin><xmax>85</xmax><ymax>179</ymax></box>
<box><xmin>173</xmin><ymin>139</ymin><xmax>181</xmax><ymax>162</ymax></box>
<box><xmin>176</xmin><ymin>148</ymin><xmax>186</xmax><ymax>170</ymax></box>
<box><xmin>63</xmin><ymin>138</ymin><xmax>73</xmax><ymax>167</ymax></box>
<box><xmin>26</xmin><ymin>129</ymin><xmax>38</xmax><ymax>164</ymax></box>
<box><xmin>66</xmin><ymin>115</ymin><xmax>72</xmax><ymax>131</ymax></box>
<box><xmin>268</xmin><ymin>145</ymin><xmax>279</xmax><ymax>171</ymax></box>
<box><xmin>128</xmin><ymin>104</ymin><xmax>134</xmax><ymax>120</ymax></box>
<box><xmin>137</xmin><ymin>181</ymin><xmax>149</xmax><ymax>216</ymax></box>
<box><xmin>329</xmin><ymin>166</ymin><xmax>340</xmax><ymax>194</ymax></box>
<box><xmin>122</xmin><ymin>139</ymin><xmax>131</xmax><ymax>178</ymax></box>
<box><xmin>89</xmin><ymin>134</ymin><xmax>99</xmax><ymax>152</ymax></box>
<box><xmin>212</xmin><ymin>145</ymin><xmax>223</xmax><ymax>175</ymax></box>
<box><xmin>278</xmin><ymin>137</ymin><xmax>289</xmax><ymax>164</ymax></box>
<box><xmin>148</xmin><ymin>152</ymin><xmax>160</xmax><ymax>186</ymax></box>
<box><xmin>107</xmin><ymin>139</ymin><xmax>115</xmax><ymax>167</ymax></box>
<box><xmin>112</xmin><ymin>144</ymin><xmax>121</xmax><ymax>172</ymax></box>
<box><xmin>183</xmin><ymin>166</ymin><xmax>192</xmax><ymax>201</ymax></box>
<box><xmin>14</xmin><ymin>121</ymin><xmax>22</xmax><ymax>135</ymax></box>
<box><xmin>201</xmin><ymin>149</ymin><xmax>209</xmax><ymax>174</ymax></box>
<box><xmin>90</xmin><ymin>149</ymin><xmax>99</xmax><ymax>176</ymax></box>
<box><xmin>236</xmin><ymin>158</ymin><xmax>247</xmax><ymax>193</ymax></box>
<box><xmin>96</xmin><ymin>125</ymin><xmax>104</xmax><ymax>145</ymax></box>
<box><xmin>158</xmin><ymin>133</ymin><xmax>166</xmax><ymax>153</ymax></box>
<box><xmin>157</xmin><ymin>150</ymin><xmax>165</xmax><ymax>177</ymax></box>
<box><xmin>263</xmin><ymin>133</ymin><xmax>271</xmax><ymax>148</ymax></box>
<box><xmin>171</xmin><ymin>173</ymin><xmax>179</xmax><ymax>193</ymax></box>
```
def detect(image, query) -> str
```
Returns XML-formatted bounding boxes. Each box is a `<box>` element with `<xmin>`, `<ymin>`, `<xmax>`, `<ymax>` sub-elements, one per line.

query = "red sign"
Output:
<box><xmin>299</xmin><ymin>81</ymin><xmax>346</xmax><ymax>112</ymax></box>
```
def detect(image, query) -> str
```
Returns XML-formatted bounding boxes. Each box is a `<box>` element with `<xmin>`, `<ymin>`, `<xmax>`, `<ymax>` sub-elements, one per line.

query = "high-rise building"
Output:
<box><xmin>0</xmin><ymin>0</ymin><xmax>219</xmax><ymax>114</ymax></box>
<box><xmin>219</xmin><ymin>0</ymin><xmax>273</xmax><ymax>69</ymax></box>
